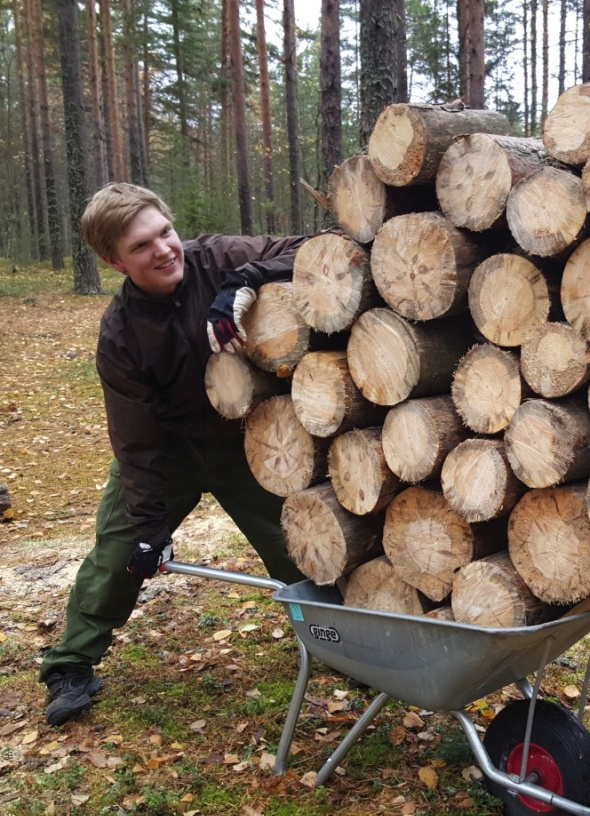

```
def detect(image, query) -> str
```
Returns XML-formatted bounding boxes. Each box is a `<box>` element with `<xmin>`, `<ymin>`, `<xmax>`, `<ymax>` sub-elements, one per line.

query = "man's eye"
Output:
<box><xmin>162</xmin><ymin>226</ymin><xmax>171</xmax><ymax>236</ymax></box>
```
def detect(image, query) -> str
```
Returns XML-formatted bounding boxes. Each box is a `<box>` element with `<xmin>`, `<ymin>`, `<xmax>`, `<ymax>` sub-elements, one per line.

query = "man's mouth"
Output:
<box><xmin>156</xmin><ymin>256</ymin><xmax>177</xmax><ymax>271</ymax></box>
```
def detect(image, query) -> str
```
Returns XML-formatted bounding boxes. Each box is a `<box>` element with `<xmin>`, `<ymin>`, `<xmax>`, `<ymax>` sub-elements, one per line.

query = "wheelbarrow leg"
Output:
<box><xmin>315</xmin><ymin>691</ymin><xmax>392</xmax><ymax>787</ymax></box>
<box><xmin>274</xmin><ymin>634</ymin><xmax>312</xmax><ymax>775</ymax></box>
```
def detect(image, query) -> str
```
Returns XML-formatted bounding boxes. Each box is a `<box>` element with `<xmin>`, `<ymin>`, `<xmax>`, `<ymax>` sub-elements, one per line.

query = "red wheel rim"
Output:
<box><xmin>506</xmin><ymin>742</ymin><xmax>564</xmax><ymax>812</ymax></box>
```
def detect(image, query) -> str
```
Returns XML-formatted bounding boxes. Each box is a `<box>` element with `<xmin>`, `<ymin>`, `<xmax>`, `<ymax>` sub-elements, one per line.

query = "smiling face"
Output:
<box><xmin>105</xmin><ymin>205</ymin><xmax>185</xmax><ymax>296</ymax></box>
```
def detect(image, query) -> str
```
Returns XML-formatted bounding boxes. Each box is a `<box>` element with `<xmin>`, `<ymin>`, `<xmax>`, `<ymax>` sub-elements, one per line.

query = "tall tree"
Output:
<box><xmin>541</xmin><ymin>0</ymin><xmax>548</xmax><ymax>123</ymax></box>
<box><xmin>457</xmin><ymin>0</ymin><xmax>485</xmax><ymax>107</ymax></box>
<box><xmin>283</xmin><ymin>0</ymin><xmax>301</xmax><ymax>232</ymax></box>
<box><xmin>359</xmin><ymin>0</ymin><xmax>407</xmax><ymax>148</ymax></box>
<box><xmin>583</xmin><ymin>0</ymin><xmax>590</xmax><ymax>81</ymax></box>
<box><xmin>99</xmin><ymin>0</ymin><xmax>126</xmax><ymax>179</ymax></box>
<box><xmin>530</xmin><ymin>0</ymin><xmax>538</xmax><ymax>133</ymax></box>
<box><xmin>255</xmin><ymin>0</ymin><xmax>276</xmax><ymax>233</ymax></box>
<box><xmin>321</xmin><ymin>0</ymin><xmax>342</xmax><ymax>187</ymax></box>
<box><xmin>55</xmin><ymin>0</ymin><xmax>102</xmax><ymax>294</ymax></box>
<box><xmin>229</xmin><ymin>0</ymin><xmax>253</xmax><ymax>234</ymax></box>
<box><xmin>86</xmin><ymin>0</ymin><xmax>107</xmax><ymax>189</ymax></box>
<box><xmin>121</xmin><ymin>0</ymin><xmax>147</xmax><ymax>184</ymax></box>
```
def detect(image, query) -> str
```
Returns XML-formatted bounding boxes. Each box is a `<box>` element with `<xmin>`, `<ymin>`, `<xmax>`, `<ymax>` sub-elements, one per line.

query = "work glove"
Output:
<box><xmin>207</xmin><ymin>265</ymin><xmax>266</xmax><ymax>354</ymax></box>
<box><xmin>127</xmin><ymin>538</ymin><xmax>174</xmax><ymax>579</ymax></box>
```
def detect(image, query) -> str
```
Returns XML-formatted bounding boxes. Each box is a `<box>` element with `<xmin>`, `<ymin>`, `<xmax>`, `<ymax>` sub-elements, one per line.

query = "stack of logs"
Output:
<box><xmin>205</xmin><ymin>85</ymin><xmax>590</xmax><ymax>629</ymax></box>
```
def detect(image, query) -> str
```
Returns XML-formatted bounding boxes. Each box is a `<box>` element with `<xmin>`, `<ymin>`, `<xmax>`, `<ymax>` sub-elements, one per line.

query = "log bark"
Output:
<box><xmin>382</xmin><ymin>485</ymin><xmax>507</xmax><ymax>602</ymax></box>
<box><xmin>451</xmin><ymin>551</ymin><xmax>554</xmax><ymax>627</ymax></box>
<box><xmin>244</xmin><ymin>395</ymin><xmax>330</xmax><ymax>497</ymax></box>
<box><xmin>381</xmin><ymin>395</ymin><xmax>470</xmax><ymax>482</ymax></box>
<box><xmin>281</xmin><ymin>481</ymin><xmax>385</xmax><ymax>585</ymax></box>
<box><xmin>243</xmin><ymin>281</ymin><xmax>337</xmax><ymax>373</ymax></box>
<box><xmin>561</xmin><ymin>238</ymin><xmax>590</xmax><ymax>341</ymax></box>
<box><xmin>328</xmin><ymin>426</ymin><xmax>402</xmax><ymax>515</ymax></box>
<box><xmin>508</xmin><ymin>482</ymin><xmax>590</xmax><ymax>604</ymax></box>
<box><xmin>291</xmin><ymin>350</ymin><xmax>387</xmax><ymax>437</ymax></box>
<box><xmin>347</xmin><ymin>308</ymin><xmax>473</xmax><ymax>406</ymax></box>
<box><xmin>520</xmin><ymin>321</ymin><xmax>590</xmax><ymax>398</ymax></box>
<box><xmin>343</xmin><ymin>555</ymin><xmax>426</xmax><ymax>615</ymax></box>
<box><xmin>291</xmin><ymin>232</ymin><xmax>379</xmax><ymax>333</ymax></box>
<box><xmin>423</xmin><ymin>604</ymin><xmax>455</xmax><ymax>621</ymax></box>
<box><xmin>468</xmin><ymin>253</ymin><xmax>554</xmax><ymax>347</ymax></box>
<box><xmin>451</xmin><ymin>343</ymin><xmax>524</xmax><ymax>433</ymax></box>
<box><xmin>506</xmin><ymin>167</ymin><xmax>586</xmax><ymax>257</ymax></box>
<box><xmin>582</xmin><ymin>158</ymin><xmax>590</xmax><ymax>210</ymax></box>
<box><xmin>504</xmin><ymin>396</ymin><xmax>590</xmax><ymax>488</ymax></box>
<box><xmin>204</xmin><ymin>352</ymin><xmax>287</xmax><ymax>419</ymax></box>
<box><xmin>326</xmin><ymin>154</ymin><xmax>437</xmax><ymax>244</ymax></box>
<box><xmin>441</xmin><ymin>438</ymin><xmax>527</xmax><ymax>522</ymax></box>
<box><xmin>371</xmin><ymin>211</ymin><xmax>483</xmax><ymax>320</ymax></box>
<box><xmin>436</xmin><ymin>134</ymin><xmax>551</xmax><ymax>231</ymax></box>
<box><xmin>543</xmin><ymin>82</ymin><xmax>590</xmax><ymax>166</ymax></box>
<box><xmin>367</xmin><ymin>102</ymin><xmax>511</xmax><ymax>186</ymax></box>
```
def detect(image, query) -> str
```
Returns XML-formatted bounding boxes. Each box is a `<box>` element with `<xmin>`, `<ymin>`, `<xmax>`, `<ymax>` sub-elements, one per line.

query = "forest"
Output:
<box><xmin>1</xmin><ymin>0</ymin><xmax>589</xmax><ymax>292</ymax></box>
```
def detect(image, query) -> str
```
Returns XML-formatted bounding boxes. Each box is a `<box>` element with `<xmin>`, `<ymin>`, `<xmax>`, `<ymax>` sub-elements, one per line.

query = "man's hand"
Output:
<box><xmin>207</xmin><ymin>285</ymin><xmax>257</xmax><ymax>354</ymax></box>
<box><xmin>127</xmin><ymin>539</ymin><xmax>174</xmax><ymax>579</ymax></box>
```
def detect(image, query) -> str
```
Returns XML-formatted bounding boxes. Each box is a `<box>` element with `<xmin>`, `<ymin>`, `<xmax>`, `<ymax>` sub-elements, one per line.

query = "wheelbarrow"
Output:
<box><xmin>164</xmin><ymin>560</ymin><xmax>590</xmax><ymax>816</ymax></box>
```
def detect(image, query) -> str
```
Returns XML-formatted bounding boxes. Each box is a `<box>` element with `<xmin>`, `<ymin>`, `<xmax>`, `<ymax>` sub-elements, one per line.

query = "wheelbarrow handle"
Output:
<box><xmin>162</xmin><ymin>559</ymin><xmax>286</xmax><ymax>593</ymax></box>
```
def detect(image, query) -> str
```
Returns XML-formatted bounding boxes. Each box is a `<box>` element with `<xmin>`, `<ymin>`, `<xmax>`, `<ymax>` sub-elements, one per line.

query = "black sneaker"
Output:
<box><xmin>45</xmin><ymin>671</ymin><xmax>103</xmax><ymax>726</ymax></box>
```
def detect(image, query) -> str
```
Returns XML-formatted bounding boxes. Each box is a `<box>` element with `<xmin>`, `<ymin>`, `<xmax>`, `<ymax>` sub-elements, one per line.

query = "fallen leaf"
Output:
<box><xmin>246</xmin><ymin>688</ymin><xmax>262</xmax><ymax>698</ymax></box>
<box><xmin>418</xmin><ymin>765</ymin><xmax>439</xmax><ymax>789</ymax></box>
<box><xmin>389</xmin><ymin>725</ymin><xmax>406</xmax><ymax>746</ymax></box>
<box><xmin>224</xmin><ymin>753</ymin><xmax>241</xmax><ymax>765</ymax></box>
<box><xmin>299</xmin><ymin>770</ymin><xmax>317</xmax><ymax>788</ymax></box>
<box><xmin>242</xmin><ymin>806</ymin><xmax>265</xmax><ymax>816</ymax></box>
<box><xmin>402</xmin><ymin>803</ymin><xmax>416</xmax><ymax>815</ymax></box>
<box><xmin>71</xmin><ymin>794</ymin><xmax>90</xmax><ymax>806</ymax></box>
<box><xmin>87</xmin><ymin>751</ymin><xmax>108</xmax><ymax>768</ymax></box>
<box><xmin>190</xmin><ymin>720</ymin><xmax>207</xmax><ymax>733</ymax></box>
<box><xmin>563</xmin><ymin>684</ymin><xmax>580</xmax><ymax>700</ymax></box>
<box><xmin>403</xmin><ymin>711</ymin><xmax>424</xmax><ymax>729</ymax></box>
<box><xmin>462</xmin><ymin>764</ymin><xmax>483</xmax><ymax>782</ymax></box>
<box><xmin>271</xmin><ymin>628</ymin><xmax>285</xmax><ymax>639</ymax></box>
<box><xmin>213</xmin><ymin>629</ymin><xmax>232</xmax><ymax>641</ymax></box>
<box><xmin>259</xmin><ymin>751</ymin><xmax>275</xmax><ymax>771</ymax></box>
<box><xmin>232</xmin><ymin>760</ymin><xmax>251</xmax><ymax>772</ymax></box>
<box><xmin>238</xmin><ymin>623</ymin><xmax>260</xmax><ymax>637</ymax></box>
<box><xmin>21</xmin><ymin>730</ymin><xmax>39</xmax><ymax>746</ymax></box>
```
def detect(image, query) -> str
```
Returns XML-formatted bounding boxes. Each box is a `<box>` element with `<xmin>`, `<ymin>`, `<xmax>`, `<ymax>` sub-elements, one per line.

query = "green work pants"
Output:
<box><xmin>39</xmin><ymin>434</ymin><xmax>304</xmax><ymax>680</ymax></box>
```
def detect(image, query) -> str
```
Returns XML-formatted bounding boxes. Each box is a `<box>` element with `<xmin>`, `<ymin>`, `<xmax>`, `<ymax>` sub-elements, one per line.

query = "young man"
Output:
<box><xmin>40</xmin><ymin>182</ymin><xmax>308</xmax><ymax>726</ymax></box>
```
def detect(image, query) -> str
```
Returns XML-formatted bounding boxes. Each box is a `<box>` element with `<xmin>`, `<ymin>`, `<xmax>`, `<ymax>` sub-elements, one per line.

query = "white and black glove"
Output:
<box><xmin>127</xmin><ymin>538</ymin><xmax>174</xmax><ymax>579</ymax></box>
<box><xmin>207</xmin><ymin>264</ymin><xmax>270</xmax><ymax>354</ymax></box>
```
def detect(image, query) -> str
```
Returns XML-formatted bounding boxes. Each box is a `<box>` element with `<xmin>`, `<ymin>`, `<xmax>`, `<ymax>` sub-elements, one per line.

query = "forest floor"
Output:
<box><xmin>0</xmin><ymin>260</ymin><xmax>588</xmax><ymax>816</ymax></box>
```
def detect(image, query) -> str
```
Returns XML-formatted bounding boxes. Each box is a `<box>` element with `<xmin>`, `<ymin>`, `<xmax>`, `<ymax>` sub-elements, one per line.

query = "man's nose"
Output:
<box><xmin>154</xmin><ymin>238</ymin><xmax>168</xmax><ymax>254</ymax></box>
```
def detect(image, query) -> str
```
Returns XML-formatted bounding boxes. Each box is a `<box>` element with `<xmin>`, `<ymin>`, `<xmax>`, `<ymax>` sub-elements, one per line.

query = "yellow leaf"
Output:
<box><xmin>403</xmin><ymin>711</ymin><xmax>424</xmax><ymax>729</ymax></box>
<box><xmin>418</xmin><ymin>765</ymin><xmax>439</xmax><ymax>789</ymax></box>
<box><xmin>21</xmin><ymin>730</ymin><xmax>39</xmax><ymax>745</ymax></box>
<box><xmin>149</xmin><ymin>734</ymin><xmax>163</xmax><ymax>746</ymax></box>
<box><xmin>213</xmin><ymin>629</ymin><xmax>232</xmax><ymax>641</ymax></box>
<box><xmin>0</xmin><ymin>633</ymin><xmax>7</xmax><ymax>643</ymax></box>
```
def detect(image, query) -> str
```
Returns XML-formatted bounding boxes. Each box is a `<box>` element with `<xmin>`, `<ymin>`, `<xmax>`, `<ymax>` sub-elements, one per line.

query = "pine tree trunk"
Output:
<box><xmin>441</xmin><ymin>438</ymin><xmax>527</xmax><ymax>523</ymax></box>
<box><xmin>381</xmin><ymin>395</ymin><xmax>469</xmax><ymax>482</ymax></box>
<box><xmin>452</xmin><ymin>551</ymin><xmax>554</xmax><ymax>627</ymax></box>
<box><xmin>291</xmin><ymin>350</ymin><xmax>386</xmax><ymax>437</ymax></box>
<box><xmin>343</xmin><ymin>555</ymin><xmax>425</xmax><ymax>614</ymax></box>
<box><xmin>347</xmin><ymin>308</ymin><xmax>473</xmax><ymax>406</ymax></box>
<box><xmin>451</xmin><ymin>343</ymin><xmax>525</xmax><ymax>433</ymax></box>
<box><xmin>368</xmin><ymin>103</ymin><xmax>510</xmax><ymax>186</ymax></box>
<box><xmin>328</xmin><ymin>427</ymin><xmax>402</xmax><ymax>515</ymax></box>
<box><xmin>383</xmin><ymin>486</ymin><xmax>507</xmax><ymax>602</ymax></box>
<box><xmin>436</xmin><ymin>134</ymin><xmax>550</xmax><ymax>231</ymax></box>
<box><xmin>506</xmin><ymin>167</ymin><xmax>586</xmax><ymax>257</ymax></box>
<box><xmin>520</xmin><ymin>321</ymin><xmax>590</xmax><ymax>398</ymax></box>
<box><xmin>229</xmin><ymin>0</ymin><xmax>253</xmax><ymax>235</ymax></box>
<box><xmin>371</xmin><ymin>211</ymin><xmax>483</xmax><ymax>320</ymax></box>
<box><xmin>99</xmin><ymin>0</ymin><xmax>126</xmax><ymax>179</ymax></box>
<box><xmin>255</xmin><ymin>0</ymin><xmax>276</xmax><ymax>233</ymax></box>
<box><xmin>281</xmin><ymin>481</ymin><xmax>385</xmax><ymax>585</ymax></box>
<box><xmin>292</xmin><ymin>233</ymin><xmax>379</xmax><ymax>332</ymax></box>
<box><xmin>504</xmin><ymin>396</ymin><xmax>590</xmax><ymax>488</ymax></box>
<box><xmin>86</xmin><ymin>0</ymin><xmax>107</xmax><ymax>188</ymax></box>
<box><xmin>508</xmin><ymin>482</ymin><xmax>590</xmax><ymax>604</ymax></box>
<box><xmin>244</xmin><ymin>395</ymin><xmax>330</xmax><ymax>497</ymax></box>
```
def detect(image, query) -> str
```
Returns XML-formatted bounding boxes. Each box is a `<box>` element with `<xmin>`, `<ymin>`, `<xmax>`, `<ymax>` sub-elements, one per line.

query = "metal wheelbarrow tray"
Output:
<box><xmin>166</xmin><ymin>561</ymin><xmax>590</xmax><ymax>815</ymax></box>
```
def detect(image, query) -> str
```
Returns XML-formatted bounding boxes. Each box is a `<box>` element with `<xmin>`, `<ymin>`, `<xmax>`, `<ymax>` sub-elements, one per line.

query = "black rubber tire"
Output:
<box><xmin>483</xmin><ymin>699</ymin><xmax>590</xmax><ymax>815</ymax></box>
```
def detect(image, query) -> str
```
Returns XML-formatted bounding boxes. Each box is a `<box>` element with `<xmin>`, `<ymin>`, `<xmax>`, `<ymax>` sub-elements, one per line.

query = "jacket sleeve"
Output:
<box><xmin>96</xmin><ymin>339</ymin><xmax>171</xmax><ymax>547</ymax></box>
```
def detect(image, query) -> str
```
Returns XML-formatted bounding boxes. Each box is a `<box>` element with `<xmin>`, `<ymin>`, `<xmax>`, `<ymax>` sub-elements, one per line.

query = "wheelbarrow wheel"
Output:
<box><xmin>483</xmin><ymin>699</ymin><xmax>590</xmax><ymax>815</ymax></box>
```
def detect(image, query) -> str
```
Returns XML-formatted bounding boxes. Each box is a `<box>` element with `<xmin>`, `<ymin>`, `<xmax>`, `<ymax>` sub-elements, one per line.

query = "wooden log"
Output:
<box><xmin>436</xmin><ymin>134</ymin><xmax>552</xmax><ymax>231</ymax></box>
<box><xmin>468</xmin><ymin>253</ymin><xmax>554</xmax><ymax>347</ymax></box>
<box><xmin>520</xmin><ymin>321</ymin><xmax>590</xmax><ymax>398</ymax></box>
<box><xmin>508</xmin><ymin>482</ymin><xmax>590</xmax><ymax>604</ymax></box>
<box><xmin>244</xmin><ymin>395</ymin><xmax>330</xmax><ymax>497</ymax></box>
<box><xmin>328</xmin><ymin>426</ymin><xmax>402</xmax><ymax>515</ymax></box>
<box><xmin>370</xmin><ymin>211</ymin><xmax>483</xmax><ymax>320</ymax></box>
<box><xmin>326</xmin><ymin>154</ymin><xmax>437</xmax><ymax>244</ymax></box>
<box><xmin>506</xmin><ymin>167</ymin><xmax>586</xmax><ymax>257</ymax></box>
<box><xmin>343</xmin><ymin>555</ymin><xmax>426</xmax><ymax>615</ymax></box>
<box><xmin>382</xmin><ymin>485</ymin><xmax>507</xmax><ymax>602</ymax></box>
<box><xmin>367</xmin><ymin>102</ymin><xmax>511</xmax><ymax>187</ymax></box>
<box><xmin>242</xmin><ymin>282</ymin><xmax>344</xmax><ymax>373</ymax></box>
<box><xmin>452</xmin><ymin>551</ymin><xmax>554</xmax><ymax>627</ymax></box>
<box><xmin>204</xmin><ymin>352</ymin><xmax>288</xmax><ymax>419</ymax></box>
<box><xmin>451</xmin><ymin>343</ymin><xmax>525</xmax><ymax>433</ymax></box>
<box><xmin>381</xmin><ymin>395</ymin><xmax>470</xmax><ymax>482</ymax></box>
<box><xmin>561</xmin><ymin>238</ymin><xmax>590</xmax><ymax>341</ymax></box>
<box><xmin>347</xmin><ymin>308</ymin><xmax>473</xmax><ymax>406</ymax></box>
<box><xmin>543</xmin><ymin>82</ymin><xmax>590</xmax><ymax>166</ymax></box>
<box><xmin>582</xmin><ymin>158</ymin><xmax>590</xmax><ymax>210</ymax></box>
<box><xmin>281</xmin><ymin>481</ymin><xmax>385</xmax><ymax>585</ymax></box>
<box><xmin>291</xmin><ymin>350</ymin><xmax>387</xmax><ymax>437</ymax></box>
<box><xmin>291</xmin><ymin>232</ymin><xmax>379</xmax><ymax>333</ymax></box>
<box><xmin>423</xmin><ymin>604</ymin><xmax>455</xmax><ymax>621</ymax></box>
<box><xmin>504</xmin><ymin>396</ymin><xmax>590</xmax><ymax>488</ymax></box>
<box><xmin>441</xmin><ymin>438</ymin><xmax>527</xmax><ymax>522</ymax></box>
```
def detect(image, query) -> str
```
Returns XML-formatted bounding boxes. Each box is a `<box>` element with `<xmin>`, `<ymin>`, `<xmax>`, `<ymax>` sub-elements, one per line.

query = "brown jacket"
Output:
<box><xmin>96</xmin><ymin>233</ymin><xmax>307</xmax><ymax>546</ymax></box>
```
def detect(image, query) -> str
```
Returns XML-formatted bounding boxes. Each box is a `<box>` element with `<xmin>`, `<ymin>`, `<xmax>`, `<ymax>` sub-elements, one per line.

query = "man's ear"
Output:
<box><xmin>101</xmin><ymin>256</ymin><xmax>127</xmax><ymax>275</ymax></box>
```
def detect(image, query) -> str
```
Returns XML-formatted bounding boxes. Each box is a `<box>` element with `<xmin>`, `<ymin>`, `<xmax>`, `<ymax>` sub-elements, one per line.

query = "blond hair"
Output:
<box><xmin>81</xmin><ymin>182</ymin><xmax>174</xmax><ymax>260</ymax></box>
